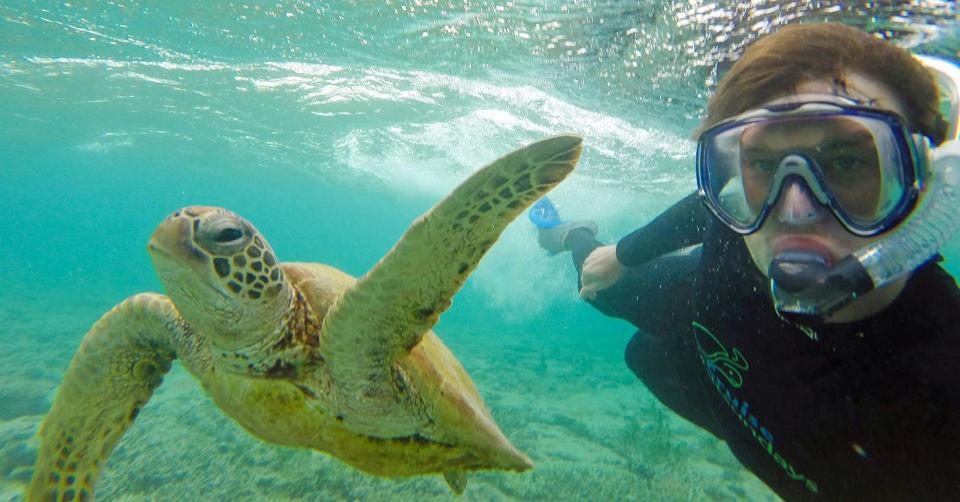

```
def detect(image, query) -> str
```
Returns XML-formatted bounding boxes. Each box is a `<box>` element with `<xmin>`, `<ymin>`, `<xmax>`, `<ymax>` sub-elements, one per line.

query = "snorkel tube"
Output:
<box><xmin>771</xmin><ymin>55</ymin><xmax>960</xmax><ymax>318</ymax></box>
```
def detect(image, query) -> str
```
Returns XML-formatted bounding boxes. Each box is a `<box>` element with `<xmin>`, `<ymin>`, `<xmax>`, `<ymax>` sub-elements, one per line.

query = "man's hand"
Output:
<box><xmin>580</xmin><ymin>245</ymin><xmax>624</xmax><ymax>300</ymax></box>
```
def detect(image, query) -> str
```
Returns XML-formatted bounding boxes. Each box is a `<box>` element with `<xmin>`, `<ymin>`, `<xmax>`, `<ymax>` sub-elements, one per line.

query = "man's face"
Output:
<box><xmin>742</xmin><ymin>74</ymin><xmax>910</xmax><ymax>276</ymax></box>
<box><xmin>740</xmin><ymin>117</ymin><xmax>884</xmax><ymax>220</ymax></box>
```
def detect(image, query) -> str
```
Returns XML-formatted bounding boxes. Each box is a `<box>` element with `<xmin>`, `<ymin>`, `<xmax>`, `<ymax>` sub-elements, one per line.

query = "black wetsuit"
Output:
<box><xmin>567</xmin><ymin>193</ymin><xmax>960</xmax><ymax>500</ymax></box>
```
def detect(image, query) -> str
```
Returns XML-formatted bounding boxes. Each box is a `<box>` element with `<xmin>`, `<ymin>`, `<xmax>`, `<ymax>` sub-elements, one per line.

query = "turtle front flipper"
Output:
<box><xmin>28</xmin><ymin>293</ymin><xmax>194</xmax><ymax>502</ymax></box>
<box><xmin>319</xmin><ymin>135</ymin><xmax>582</xmax><ymax>379</ymax></box>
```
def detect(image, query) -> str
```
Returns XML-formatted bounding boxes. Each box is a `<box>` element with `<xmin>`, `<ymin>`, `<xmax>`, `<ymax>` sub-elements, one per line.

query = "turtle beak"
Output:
<box><xmin>148</xmin><ymin>210</ymin><xmax>208</xmax><ymax>268</ymax></box>
<box><xmin>148</xmin><ymin>209</ymin><xmax>234</xmax><ymax>304</ymax></box>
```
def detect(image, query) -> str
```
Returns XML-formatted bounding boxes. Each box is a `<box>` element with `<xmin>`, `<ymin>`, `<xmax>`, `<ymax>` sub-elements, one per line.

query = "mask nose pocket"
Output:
<box><xmin>775</xmin><ymin>174</ymin><xmax>823</xmax><ymax>226</ymax></box>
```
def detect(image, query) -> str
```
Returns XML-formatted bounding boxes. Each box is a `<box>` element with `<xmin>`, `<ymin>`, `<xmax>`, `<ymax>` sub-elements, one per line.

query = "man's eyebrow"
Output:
<box><xmin>740</xmin><ymin>125</ymin><xmax>770</xmax><ymax>145</ymax></box>
<box><xmin>821</xmin><ymin>130</ymin><xmax>874</xmax><ymax>148</ymax></box>
<box><xmin>740</xmin><ymin>143</ymin><xmax>775</xmax><ymax>154</ymax></box>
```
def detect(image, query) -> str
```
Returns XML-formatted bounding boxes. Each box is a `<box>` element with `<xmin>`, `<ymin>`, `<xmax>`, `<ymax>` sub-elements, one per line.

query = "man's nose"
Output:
<box><xmin>775</xmin><ymin>178</ymin><xmax>823</xmax><ymax>226</ymax></box>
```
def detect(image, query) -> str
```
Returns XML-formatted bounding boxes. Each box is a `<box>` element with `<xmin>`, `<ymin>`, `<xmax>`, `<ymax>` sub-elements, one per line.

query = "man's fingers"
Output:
<box><xmin>580</xmin><ymin>245</ymin><xmax>623</xmax><ymax>301</ymax></box>
<box><xmin>580</xmin><ymin>275</ymin><xmax>603</xmax><ymax>300</ymax></box>
<box><xmin>580</xmin><ymin>284</ymin><xmax>597</xmax><ymax>300</ymax></box>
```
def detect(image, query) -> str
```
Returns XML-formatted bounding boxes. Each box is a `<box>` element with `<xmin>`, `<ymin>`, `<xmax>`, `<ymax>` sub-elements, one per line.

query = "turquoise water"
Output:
<box><xmin>1</xmin><ymin>2</ymin><xmax>958</xmax><ymax>500</ymax></box>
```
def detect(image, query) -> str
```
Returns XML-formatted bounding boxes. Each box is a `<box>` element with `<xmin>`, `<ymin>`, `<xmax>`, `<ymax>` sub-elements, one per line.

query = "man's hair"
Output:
<box><xmin>700</xmin><ymin>23</ymin><xmax>947</xmax><ymax>145</ymax></box>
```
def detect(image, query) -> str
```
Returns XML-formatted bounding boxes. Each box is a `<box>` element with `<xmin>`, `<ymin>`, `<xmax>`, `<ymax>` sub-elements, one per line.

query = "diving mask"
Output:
<box><xmin>695</xmin><ymin>95</ymin><xmax>931</xmax><ymax>237</ymax></box>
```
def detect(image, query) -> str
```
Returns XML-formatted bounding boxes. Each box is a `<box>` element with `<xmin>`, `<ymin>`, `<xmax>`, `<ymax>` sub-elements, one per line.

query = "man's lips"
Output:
<box><xmin>772</xmin><ymin>235</ymin><xmax>836</xmax><ymax>264</ymax></box>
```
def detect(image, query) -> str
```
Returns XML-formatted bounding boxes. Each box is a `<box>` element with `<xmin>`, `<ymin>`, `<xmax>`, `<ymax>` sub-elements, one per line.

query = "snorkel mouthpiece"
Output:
<box><xmin>769</xmin><ymin>254</ymin><xmax>874</xmax><ymax>317</ymax></box>
<box><xmin>769</xmin><ymin>252</ymin><xmax>831</xmax><ymax>293</ymax></box>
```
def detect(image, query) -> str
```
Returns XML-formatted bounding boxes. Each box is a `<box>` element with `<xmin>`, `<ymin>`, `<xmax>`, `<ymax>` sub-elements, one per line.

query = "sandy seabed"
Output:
<box><xmin>0</xmin><ymin>288</ymin><xmax>777</xmax><ymax>501</ymax></box>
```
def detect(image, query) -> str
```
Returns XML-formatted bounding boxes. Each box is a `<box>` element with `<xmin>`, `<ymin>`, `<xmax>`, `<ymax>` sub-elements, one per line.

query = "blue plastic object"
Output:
<box><xmin>528</xmin><ymin>197</ymin><xmax>564</xmax><ymax>229</ymax></box>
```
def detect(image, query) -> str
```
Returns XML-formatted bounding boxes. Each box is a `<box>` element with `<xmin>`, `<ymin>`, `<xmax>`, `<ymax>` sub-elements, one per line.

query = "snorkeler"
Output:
<box><xmin>534</xmin><ymin>23</ymin><xmax>960</xmax><ymax>499</ymax></box>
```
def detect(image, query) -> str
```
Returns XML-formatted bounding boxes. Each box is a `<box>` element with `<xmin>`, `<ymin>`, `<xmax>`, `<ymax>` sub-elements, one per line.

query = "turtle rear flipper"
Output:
<box><xmin>28</xmin><ymin>293</ymin><xmax>193</xmax><ymax>502</ymax></box>
<box><xmin>319</xmin><ymin>135</ymin><xmax>583</xmax><ymax>380</ymax></box>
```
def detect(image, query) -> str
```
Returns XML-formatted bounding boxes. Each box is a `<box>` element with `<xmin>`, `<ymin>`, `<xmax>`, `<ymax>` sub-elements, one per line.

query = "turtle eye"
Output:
<box><xmin>199</xmin><ymin>214</ymin><xmax>253</xmax><ymax>254</ymax></box>
<box><xmin>213</xmin><ymin>227</ymin><xmax>244</xmax><ymax>244</ymax></box>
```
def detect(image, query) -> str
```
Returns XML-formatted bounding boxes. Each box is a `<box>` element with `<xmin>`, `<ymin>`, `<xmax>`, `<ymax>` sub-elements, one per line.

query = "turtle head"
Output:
<box><xmin>148</xmin><ymin>206</ymin><xmax>292</xmax><ymax>351</ymax></box>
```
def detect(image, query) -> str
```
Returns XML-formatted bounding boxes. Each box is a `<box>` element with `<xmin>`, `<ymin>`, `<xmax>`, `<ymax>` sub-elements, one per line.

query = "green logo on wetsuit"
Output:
<box><xmin>691</xmin><ymin>321</ymin><xmax>748</xmax><ymax>388</ymax></box>
<box><xmin>691</xmin><ymin>321</ymin><xmax>819</xmax><ymax>494</ymax></box>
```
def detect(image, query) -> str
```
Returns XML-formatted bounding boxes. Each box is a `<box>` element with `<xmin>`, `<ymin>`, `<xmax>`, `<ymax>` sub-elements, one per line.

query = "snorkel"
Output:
<box><xmin>770</xmin><ymin>55</ymin><xmax>960</xmax><ymax>319</ymax></box>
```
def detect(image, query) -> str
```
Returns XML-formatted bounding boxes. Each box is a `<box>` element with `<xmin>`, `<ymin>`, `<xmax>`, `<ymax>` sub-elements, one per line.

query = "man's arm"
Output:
<box><xmin>569</xmin><ymin>192</ymin><xmax>711</xmax><ymax>328</ymax></box>
<box><xmin>579</xmin><ymin>191</ymin><xmax>712</xmax><ymax>301</ymax></box>
<box><xmin>615</xmin><ymin>191</ymin><xmax>712</xmax><ymax>267</ymax></box>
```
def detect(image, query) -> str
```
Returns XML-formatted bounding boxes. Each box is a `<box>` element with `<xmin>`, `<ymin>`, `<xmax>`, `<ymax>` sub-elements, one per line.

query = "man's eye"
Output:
<box><xmin>747</xmin><ymin>158</ymin><xmax>778</xmax><ymax>172</ymax></box>
<box><xmin>829</xmin><ymin>155</ymin><xmax>866</xmax><ymax>171</ymax></box>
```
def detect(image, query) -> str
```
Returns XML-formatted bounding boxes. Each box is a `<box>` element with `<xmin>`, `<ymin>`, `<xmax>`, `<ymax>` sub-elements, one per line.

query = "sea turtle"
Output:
<box><xmin>28</xmin><ymin>135</ymin><xmax>583</xmax><ymax>501</ymax></box>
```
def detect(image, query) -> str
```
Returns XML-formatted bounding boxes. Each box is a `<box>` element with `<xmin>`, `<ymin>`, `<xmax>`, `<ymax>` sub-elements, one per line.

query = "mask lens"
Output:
<box><xmin>703</xmin><ymin>126</ymin><xmax>764</xmax><ymax>228</ymax></box>
<box><xmin>820</xmin><ymin>116</ymin><xmax>908</xmax><ymax>227</ymax></box>
<box><xmin>699</xmin><ymin>110</ymin><xmax>914</xmax><ymax>233</ymax></box>
<box><xmin>813</xmin><ymin>116</ymin><xmax>902</xmax><ymax>225</ymax></box>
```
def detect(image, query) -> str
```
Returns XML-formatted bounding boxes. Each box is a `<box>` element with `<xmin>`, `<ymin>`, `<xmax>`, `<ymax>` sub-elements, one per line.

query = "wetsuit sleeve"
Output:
<box><xmin>565</xmin><ymin>225</ymin><xmax>701</xmax><ymax>332</ymax></box>
<box><xmin>591</xmin><ymin>250</ymin><xmax>700</xmax><ymax>331</ymax></box>
<box><xmin>615</xmin><ymin>191</ymin><xmax>712</xmax><ymax>267</ymax></box>
<box><xmin>563</xmin><ymin>192</ymin><xmax>710</xmax><ymax>331</ymax></box>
